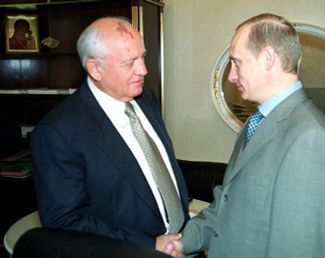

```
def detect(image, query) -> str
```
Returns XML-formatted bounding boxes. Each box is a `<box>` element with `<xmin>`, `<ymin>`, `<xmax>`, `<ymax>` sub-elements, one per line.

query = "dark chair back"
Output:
<box><xmin>178</xmin><ymin>159</ymin><xmax>227</xmax><ymax>203</ymax></box>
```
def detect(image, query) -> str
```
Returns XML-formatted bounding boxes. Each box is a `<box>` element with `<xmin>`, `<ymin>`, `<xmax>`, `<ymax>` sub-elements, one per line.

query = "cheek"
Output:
<box><xmin>236</xmin><ymin>69</ymin><xmax>248</xmax><ymax>87</ymax></box>
<box><xmin>240</xmin><ymin>64</ymin><xmax>257</xmax><ymax>82</ymax></box>
<box><xmin>112</xmin><ymin>70</ymin><xmax>130</xmax><ymax>86</ymax></box>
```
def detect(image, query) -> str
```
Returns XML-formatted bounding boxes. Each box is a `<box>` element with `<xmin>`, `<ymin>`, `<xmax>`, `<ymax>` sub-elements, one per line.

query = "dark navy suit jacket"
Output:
<box><xmin>32</xmin><ymin>81</ymin><xmax>189</xmax><ymax>248</ymax></box>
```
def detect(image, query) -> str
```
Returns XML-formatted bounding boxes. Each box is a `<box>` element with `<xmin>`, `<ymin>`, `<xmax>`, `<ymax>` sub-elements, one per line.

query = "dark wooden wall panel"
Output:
<box><xmin>48</xmin><ymin>58</ymin><xmax>85</xmax><ymax>88</ymax></box>
<box><xmin>0</xmin><ymin>59</ymin><xmax>21</xmax><ymax>88</ymax></box>
<box><xmin>21</xmin><ymin>59</ymin><xmax>48</xmax><ymax>88</ymax></box>
<box><xmin>0</xmin><ymin>95</ymin><xmax>69</xmax><ymax>125</ymax></box>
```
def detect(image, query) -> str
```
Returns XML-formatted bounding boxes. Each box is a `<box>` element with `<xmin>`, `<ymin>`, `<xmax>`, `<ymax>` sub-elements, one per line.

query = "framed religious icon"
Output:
<box><xmin>5</xmin><ymin>14</ymin><xmax>40</xmax><ymax>53</ymax></box>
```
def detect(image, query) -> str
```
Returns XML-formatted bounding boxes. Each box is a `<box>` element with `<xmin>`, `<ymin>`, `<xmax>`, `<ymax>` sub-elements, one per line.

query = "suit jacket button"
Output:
<box><xmin>213</xmin><ymin>230</ymin><xmax>219</xmax><ymax>237</ymax></box>
<box><xmin>224</xmin><ymin>194</ymin><xmax>228</xmax><ymax>201</ymax></box>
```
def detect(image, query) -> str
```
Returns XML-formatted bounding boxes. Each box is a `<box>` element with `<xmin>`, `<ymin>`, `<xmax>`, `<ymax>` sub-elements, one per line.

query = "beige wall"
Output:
<box><xmin>163</xmin><ymin>0</ymin><xmax>325</xmax><ymax>163</ymax></box>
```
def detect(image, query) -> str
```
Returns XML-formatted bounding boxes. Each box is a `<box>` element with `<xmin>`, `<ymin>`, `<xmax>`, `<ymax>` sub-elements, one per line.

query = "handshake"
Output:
<box><xmin>156</xmin><ymin>233</ymin><xmax>185</xmax><ymax>258</ymax></box>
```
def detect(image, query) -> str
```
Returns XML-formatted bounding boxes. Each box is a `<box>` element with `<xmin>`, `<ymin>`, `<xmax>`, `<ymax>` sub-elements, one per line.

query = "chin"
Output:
<box><xmin>133</xmin><ymin>86</ymin><xmax>143</xmax><ymax>97</ymax></box>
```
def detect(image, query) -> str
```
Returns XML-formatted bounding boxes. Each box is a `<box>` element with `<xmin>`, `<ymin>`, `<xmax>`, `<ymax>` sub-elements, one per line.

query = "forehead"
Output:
<box><xmin>102</xmin><ymin>21</ymin><xmax>145</xmax><ymax>54</ymax></box>
<box><xmin>109</xmin><ymin>42</ymin><xmax>145</xmax><ymax>68</ymax></box>
<box><xmin>229</xmin><ymin>25</ymin><xmax>250</xmax><ymax>56</ymax></box>
<box><xmin>115</xmin><ymin>21</ymin><xmax>136</xmax><ymax>39</ymax></box>
<box><xmin>114</xmin><ymin>33</ymin><xmax>145</xmax><ymax>56</ymax></box>
<box><xmin>98</xmin><ymin>19</ymin><xmax>141</xmax><ymax>42</ymax></box>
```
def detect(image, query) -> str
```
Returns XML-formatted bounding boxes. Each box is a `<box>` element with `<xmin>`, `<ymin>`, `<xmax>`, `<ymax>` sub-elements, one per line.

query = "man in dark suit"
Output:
<box><xmin>162</xmin><ymin>13</ymin><xmax>325</xmax><ymax>258</ymax></box>
<box><xmin>31</xmin><ymin>17</ymin><xmax>189</xmax><ymax>251</ymax></box>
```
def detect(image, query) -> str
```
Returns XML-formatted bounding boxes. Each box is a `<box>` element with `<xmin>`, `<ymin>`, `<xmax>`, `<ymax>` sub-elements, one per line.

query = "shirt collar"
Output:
<box><xmin>87</xmin><ymin>77</ymin><xmax>128</xmax><ymax>126</ymax></box>
<box><xmin>258</xmin><ymin>81</ymin><xmax>303</xmax><ymax>117</ymax></box>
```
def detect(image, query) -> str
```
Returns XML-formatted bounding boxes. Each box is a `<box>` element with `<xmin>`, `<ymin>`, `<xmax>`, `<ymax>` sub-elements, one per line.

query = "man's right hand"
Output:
<box><xmin>162</xmin><ymin>236</ymin><xmax>184</xmax><ymax>258</ymax></box>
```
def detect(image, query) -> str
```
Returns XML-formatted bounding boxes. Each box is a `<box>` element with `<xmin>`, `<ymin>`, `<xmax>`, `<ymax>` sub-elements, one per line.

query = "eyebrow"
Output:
<box><xmin>229</xmin><ymin>56</ymin><xmax>241</xmax><ymax>64</ymax></box>
<box><xmin>228</xmin><ymin>55</ymin><xmax>236</xmax><ymax>61</ymax></box>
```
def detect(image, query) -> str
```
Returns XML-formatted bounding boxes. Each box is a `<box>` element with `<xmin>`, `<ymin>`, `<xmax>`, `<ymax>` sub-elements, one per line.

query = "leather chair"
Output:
<box><xmin>13</xmin><ymin>228</ymin><xmax>171</xmax><ymax>258</ymax></box>
<box><xmin>177</xmin><ymin>159</ymin><xmax>227</xmax><ymax>203</ymax></box>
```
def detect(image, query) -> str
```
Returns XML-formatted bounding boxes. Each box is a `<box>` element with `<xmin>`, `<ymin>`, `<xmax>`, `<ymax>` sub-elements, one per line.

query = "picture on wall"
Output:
<box><xmin>5</xmin><ymin>14</ymin><xmax>39</xmax><ymax>53</ymax></box>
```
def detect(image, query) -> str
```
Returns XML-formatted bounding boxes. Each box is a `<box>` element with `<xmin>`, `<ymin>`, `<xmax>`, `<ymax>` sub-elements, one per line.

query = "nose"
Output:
<box><xmin>135</xmin><ymin>58</ymin><xmax>148</xmax><ymax>76</ymax></box>
<box><xmin>228</xmin><ymin>62</ymin><xmax>238</xmax><ymax>83</ymax></box>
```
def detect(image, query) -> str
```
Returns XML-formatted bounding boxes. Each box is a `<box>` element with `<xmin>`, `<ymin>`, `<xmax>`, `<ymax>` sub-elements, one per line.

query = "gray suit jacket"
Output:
<box><xmin>182</xmin><ymin>89</ymin><xmax>325</xmax><ymax>258</ymax></box>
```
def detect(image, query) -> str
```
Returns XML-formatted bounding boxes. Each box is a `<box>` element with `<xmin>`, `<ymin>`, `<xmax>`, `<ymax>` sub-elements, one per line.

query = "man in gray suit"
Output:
<box><xmin>161</xmin><ymin>13</ymin><xmax>325</xmax><ymax>258</ymax></box>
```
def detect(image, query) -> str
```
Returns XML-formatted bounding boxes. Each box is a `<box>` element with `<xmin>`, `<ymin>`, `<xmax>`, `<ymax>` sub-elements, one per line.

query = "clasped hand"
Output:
<box><xmin>156</xmin><ymin>233</ymin><xmax>184</xmax><ymax>258</ymax></box>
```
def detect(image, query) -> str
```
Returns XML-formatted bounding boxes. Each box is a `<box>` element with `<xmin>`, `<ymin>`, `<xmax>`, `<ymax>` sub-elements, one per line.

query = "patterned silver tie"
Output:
<box><xmin>125</xmin><ymin>103</ymin><xmax>184</xmax><ymax>233</ymax></box>
<box><xmin>244</xmin><ymin>109</ymin><xmax>264</xmax><ymax>147</ymax></box>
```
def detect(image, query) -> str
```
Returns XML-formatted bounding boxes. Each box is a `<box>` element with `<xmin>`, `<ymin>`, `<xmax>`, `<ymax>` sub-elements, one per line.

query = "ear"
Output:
<box><xmin>86</xmin><ymin>58</ymin><xmax>102</xmax><ymax>81</ymax></box>
<box><xmin>262</xmin><ymin>46</ymin><xmax>276</xmax><ymax>71</ymax></box>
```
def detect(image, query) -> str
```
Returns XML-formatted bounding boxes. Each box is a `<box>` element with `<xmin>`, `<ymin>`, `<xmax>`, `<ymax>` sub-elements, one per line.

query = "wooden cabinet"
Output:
<box><xmin>0</xmin><ymin>0</ymin><xmax>164</xmax><ymax>156</ymax></box>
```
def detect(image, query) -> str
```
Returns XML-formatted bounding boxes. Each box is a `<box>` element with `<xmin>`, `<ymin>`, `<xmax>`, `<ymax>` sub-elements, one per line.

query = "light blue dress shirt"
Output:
<box><xmin>258</xmin><ymin>81</ymin><xmax>303</xmax><ymax>118</ymax></box>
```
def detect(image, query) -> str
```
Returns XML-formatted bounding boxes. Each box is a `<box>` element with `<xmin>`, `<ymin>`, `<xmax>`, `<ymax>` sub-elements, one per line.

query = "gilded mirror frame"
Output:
<box><xmin>210</xmin><ymin>23</ymin><xmax>325</xmax><ymax>132</ymax></box>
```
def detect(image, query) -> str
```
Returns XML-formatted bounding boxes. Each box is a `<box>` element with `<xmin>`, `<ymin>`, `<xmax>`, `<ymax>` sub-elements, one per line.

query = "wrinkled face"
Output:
<box><xmin>228</xmin><ymin>25</ymin><xmax>265</xmax><ymax>103</ymax></box>
<box><xmin>96</xmin><ymin>22</ymin><xmax>147</xmax><ymax>102</ymax></box>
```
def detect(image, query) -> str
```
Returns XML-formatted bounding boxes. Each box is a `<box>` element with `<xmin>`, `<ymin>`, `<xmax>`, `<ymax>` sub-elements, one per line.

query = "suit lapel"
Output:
<box><xmin>96</xmin><ymin>122</ymin><xmax>161</xmax><ymax>218</ymax></box>
<box><xmin>224</xmin><ymin>89</ymin><xmax>308</xmax><ymax>186</ymax></box>
<box><xmin>224</xmin><ymin>119</ymin><xmax>278</xmax><ymax>185</ymax></box>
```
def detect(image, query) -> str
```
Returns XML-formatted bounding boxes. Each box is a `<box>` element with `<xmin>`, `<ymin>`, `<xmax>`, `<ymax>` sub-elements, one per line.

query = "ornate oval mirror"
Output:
<box><xmin>210</xmin><ymin>23</ymin><xmax>325</xmax><ymax>132</ymax></box>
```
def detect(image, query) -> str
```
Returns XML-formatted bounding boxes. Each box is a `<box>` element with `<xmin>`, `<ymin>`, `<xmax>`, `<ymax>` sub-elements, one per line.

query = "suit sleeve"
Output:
<box><xmin>266</xmin><ymin>127</ymin><xmax>325</xmax><ymax>257</ymax></box>
<box><xmin>181</xmin><ymin>185</ymin><xmax>222</xmax><ymax>255</ymax></box>
<box><xmin>31</xmin><ymin>123</ymin><xmax>157</xmax><ymax>248</ymax></box>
